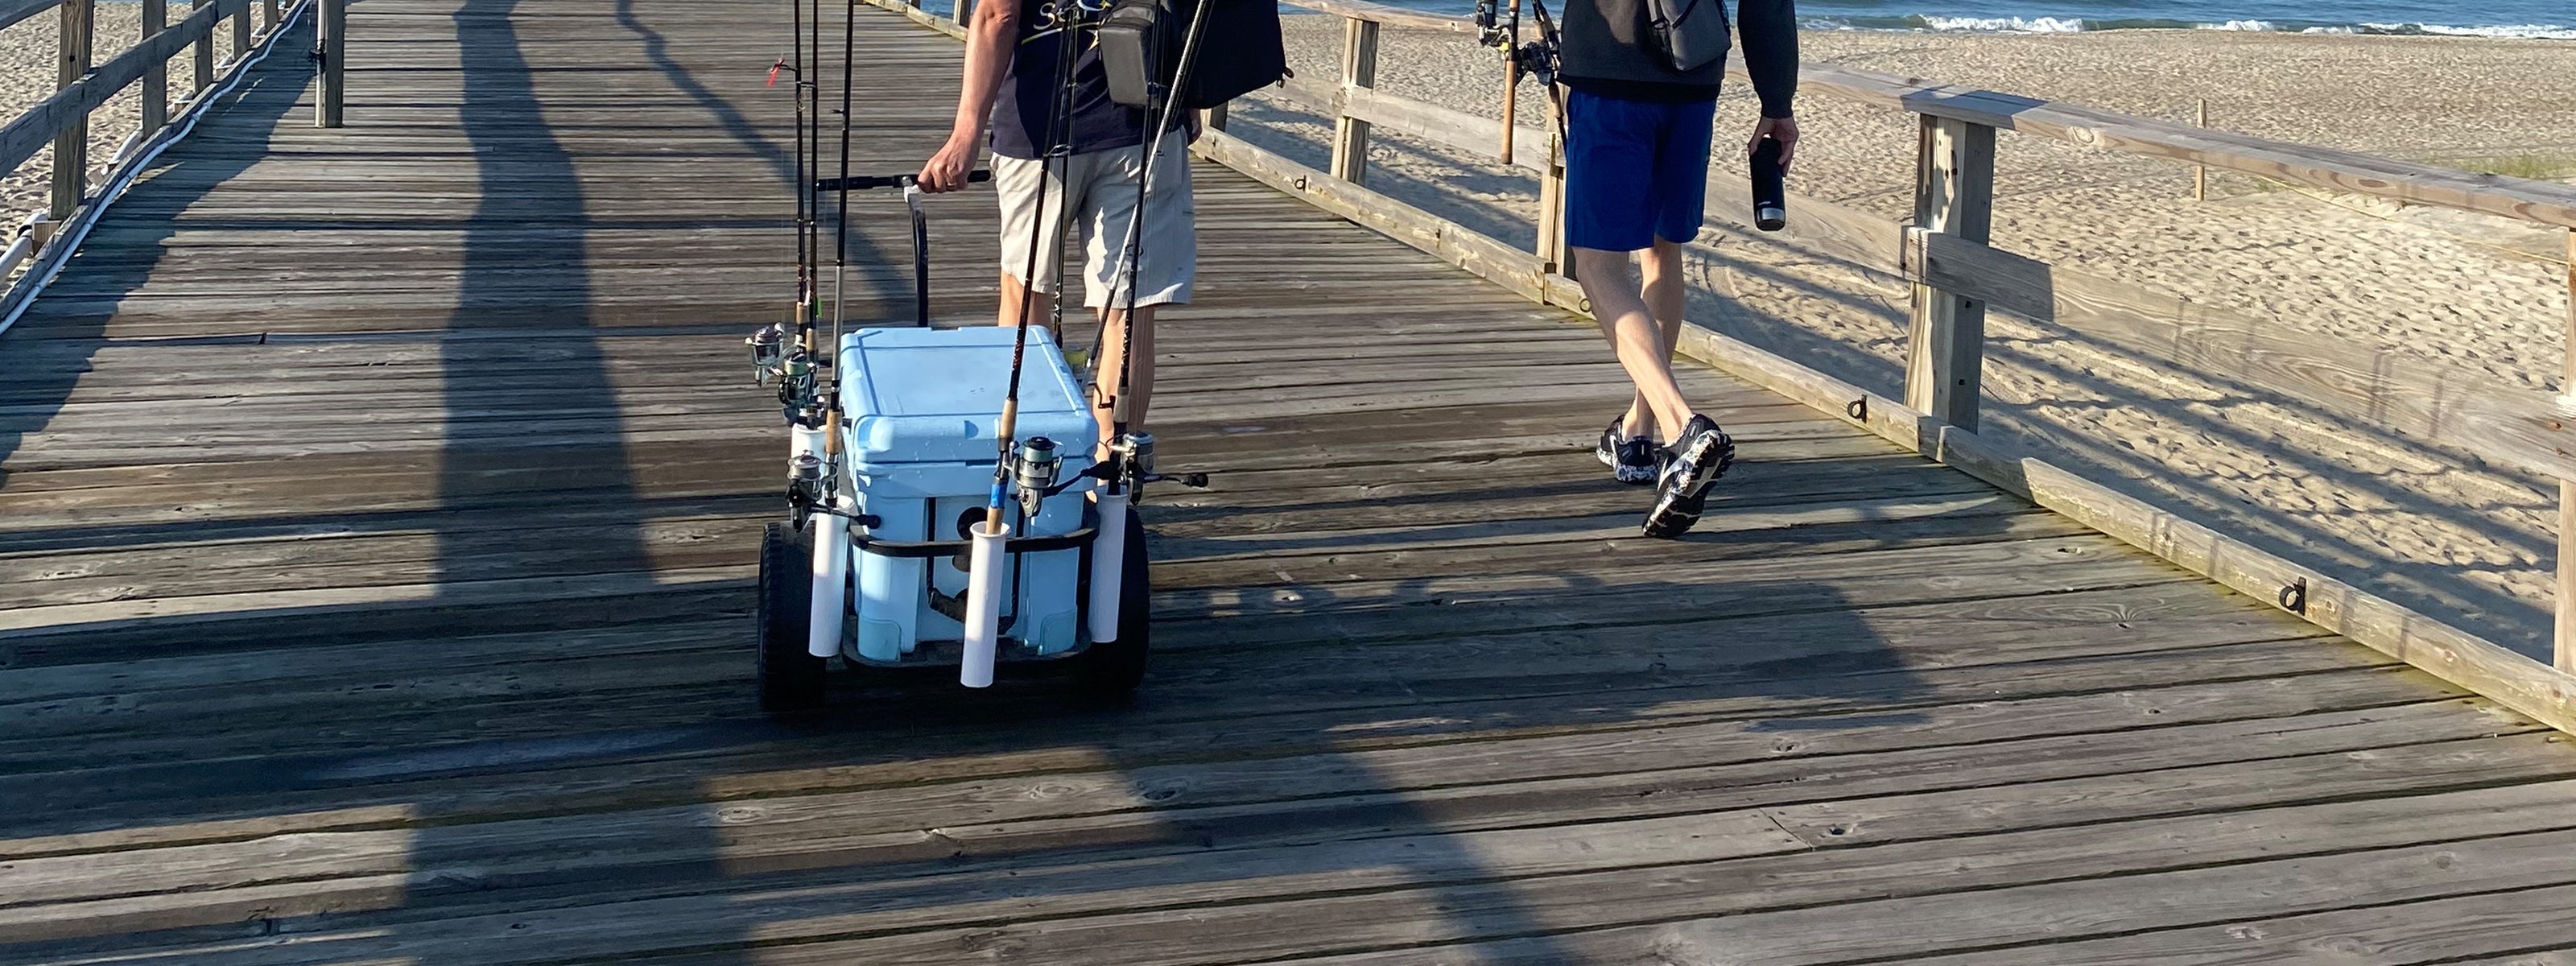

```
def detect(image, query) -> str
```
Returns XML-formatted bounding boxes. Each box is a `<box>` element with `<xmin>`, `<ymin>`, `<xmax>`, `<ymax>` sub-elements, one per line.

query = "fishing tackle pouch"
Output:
<box><xmin>1097</xmin><ymin>0</ymin><xmax>1167</xmax><ymax>109</ymax></box>
<box><xmin>1645</xmin><ymin>0</ymin><xmax>1729</xmax><ymax>72</ymax></box>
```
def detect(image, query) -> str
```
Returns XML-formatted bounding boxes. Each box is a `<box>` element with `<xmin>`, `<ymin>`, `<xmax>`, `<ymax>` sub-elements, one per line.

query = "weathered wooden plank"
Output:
<box><xmin>225</xmin><ymin>720</ymin><xmax>2549</xmax><ymax>966</ymax></box>
<box><xmin>0</xmin><ymin>602</ymin><xmax>2361</xmax><ymax>848</ymax></box>
<box><xmin>0</xmin><ymin>682</ymin><xmax>2512</xmax><ymax>952</ymax></box>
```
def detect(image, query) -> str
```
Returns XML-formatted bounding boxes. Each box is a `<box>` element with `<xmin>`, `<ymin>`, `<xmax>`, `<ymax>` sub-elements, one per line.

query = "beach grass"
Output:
<box><xmin>2465</xmin><ymin>154</ymin><xmax>2576</xmax><ymax>181</ymax></box>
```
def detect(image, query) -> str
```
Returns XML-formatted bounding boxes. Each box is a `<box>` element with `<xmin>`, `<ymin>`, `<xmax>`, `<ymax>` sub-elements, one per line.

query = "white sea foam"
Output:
<box><xmin>1915</xmin><ymin>14</ymin><xmax>2088</xmax><ymax>32</ymax></box>
<box><xmin>2392</xmin><ymin>22</ymin><xmax>2576</xmax><ymax>39</ymax></box>
<box><xmin>1794</xmin><ymin>12</ymin><xmax>2576</xmax><ymax>39</ymax></box>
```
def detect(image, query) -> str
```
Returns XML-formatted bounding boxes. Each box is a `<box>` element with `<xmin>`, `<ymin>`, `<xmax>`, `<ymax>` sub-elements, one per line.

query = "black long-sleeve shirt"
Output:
<box><xmin>1554</xmin><ymin>0</ymin><xmax>1798</xmax><ymax>117</ymax></box>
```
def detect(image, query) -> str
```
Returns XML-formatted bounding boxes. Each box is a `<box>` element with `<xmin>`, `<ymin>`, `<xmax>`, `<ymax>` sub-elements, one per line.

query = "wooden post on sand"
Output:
<box><xmin>1496</xmin><ymin>0</ymin><xmax>1519</xmax><ymax>164</ymax></box>
<box><xmin>52</xmin><ymin>0</ymin><xmax>93</xmax><ymax>224</ymax></box>
<box><xmin>192</xmin><ymin>0</ymin><xmax>214</xmax><ymax>95</ymax></box>
<box><xmin>2559</xmin><ymin>228</ymin><xmax>2576</xmax><ymax>672</ymax></box>
<box><xmin>2194</xmin><ymin>98</ymin><xmax>2208</xmax><ymax>201</ymax></box>
<box><xmin>1329</xmin><ymin>16</ymin><xmax>1379</xmax><ymax>185</ymax></box>
<box><xmin>141</xmin><ymin>0</ymin><xmax>168</xmax><ymax>139</ymax></box>
<box><xmin>1905</xmin><ymin>115</ymin><xmax>1997</xmax><ymax>431</ymax></box>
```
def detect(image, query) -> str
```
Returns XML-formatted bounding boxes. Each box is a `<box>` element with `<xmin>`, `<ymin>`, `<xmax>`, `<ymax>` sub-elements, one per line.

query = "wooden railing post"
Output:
<box><xmin>51</xmin><ymin>0</ymin><xmax>94</xmax><ymax>225</ymax></box>
<box><xmin>316</xmin><ymin>0</ymin><xmax>345</xmax><ymax>127</ymax></box>
<box><xmin>141</xmin><ymin>0</ymin><xmax>167</xmax><ymax>139</ymax></box>
<box><xmin>192</xmin><ymin>0</ymin><xmax>215</xmax><ymax>96</ymax></box>
<box><xmin>262</xmin><ymin>0</ymin><xmax>280</xmax><ymax>35</ymax></box>
<box><xmin>1905</xmin><ymin>114</ymin><xmax>1996</xmax><ymax>431</ymax></box>
<box><xmin>1534</xmin><ymin>92</ymin><xmax>1568</xmax><ymax>275</ymax></box>
<box><xmin>1327</xmin><ymin>15</ymin><xmax>1377</xmax><ymax>184</ymax></box>
<box><xmin>232</xmin><ymin>0</ymin><xmax>253</xmax><ymax>62</ymax></box>
<box><xmin>2559</xmin><ymin>227</ymin><xmax>2576</xmax><ymax>672</ymax></box>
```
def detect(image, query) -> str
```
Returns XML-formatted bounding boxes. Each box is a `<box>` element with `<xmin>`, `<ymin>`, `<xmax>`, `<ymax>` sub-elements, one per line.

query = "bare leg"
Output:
<box><xmin>1618</xmin><ymin>239</ymin><xmax>1690</xmax><ymax>440</ymax></box>
<box><xmin>997</xmin><ymin>270</ymin><xmax>1056</xmax><ymax>334</ymax></box>
<box><xmin>1573</xmin><ymin>246</ymin><xmax>1694</xmax><ymax>442</ymax></box>
<box><xmin>1093</xmin><ymin>303</ymin><xmax>1156</xmax><ymax>442</ymax></box>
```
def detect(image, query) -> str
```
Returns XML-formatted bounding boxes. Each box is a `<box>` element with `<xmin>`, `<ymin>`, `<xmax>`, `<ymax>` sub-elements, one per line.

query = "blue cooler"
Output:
<box><xmin>835</xmin><ymin>327</ymin><xmax>1099</xmax><ymax>663</ymax></box>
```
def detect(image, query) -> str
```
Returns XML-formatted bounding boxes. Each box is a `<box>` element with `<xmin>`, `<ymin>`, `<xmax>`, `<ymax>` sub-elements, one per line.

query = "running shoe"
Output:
<box><xmin>1642</xmin><ymin>415</ymin><xmax>1736</xmax><ymax>539</ymax></box>
<box><xmin>1594</xmin><ymin>418</ymin><xmax>1658</xmax><ymax>485</ymax></box>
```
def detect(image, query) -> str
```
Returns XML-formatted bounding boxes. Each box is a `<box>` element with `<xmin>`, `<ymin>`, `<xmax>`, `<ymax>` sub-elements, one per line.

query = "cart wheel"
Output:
<box><xmin>757</xmin><ymin>521</ymin><xmax>828</xmax><ymax>712</ymax></box>
<box><xmin>1075</xmin><ymin>508</ymin><xmax>1151</xmax><ymax>696</ymax></box>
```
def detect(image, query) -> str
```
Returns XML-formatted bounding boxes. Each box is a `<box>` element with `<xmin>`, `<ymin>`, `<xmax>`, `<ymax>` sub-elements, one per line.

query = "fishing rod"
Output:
<box><xmin>1094</xmin><ymin>0</ymin><xmax>1215</xmax><ymax>484</ymax></box>
<box><xmin>980</xmin><ymin>11</ymin><xmax>1092</xmax><ymax>537</ymax></box>
<box><xmin>825</xmin><ymin>0</ymin><xmax>858</xmax><ymax>454</ymax></box>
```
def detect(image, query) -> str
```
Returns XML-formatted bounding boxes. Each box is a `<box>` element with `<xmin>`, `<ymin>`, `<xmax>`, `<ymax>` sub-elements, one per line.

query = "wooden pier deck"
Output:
<box><xmin>6</xmin><ymin>2</ymin><xmax>2576</xmax><ymax>964</ymax></box>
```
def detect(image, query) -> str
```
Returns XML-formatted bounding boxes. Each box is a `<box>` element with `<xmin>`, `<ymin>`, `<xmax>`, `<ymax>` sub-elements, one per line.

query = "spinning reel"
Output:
<box><xmin>1473</xmin><ymin>0</ymin><xmax>1562</xmax><ymax>87</ymax></box>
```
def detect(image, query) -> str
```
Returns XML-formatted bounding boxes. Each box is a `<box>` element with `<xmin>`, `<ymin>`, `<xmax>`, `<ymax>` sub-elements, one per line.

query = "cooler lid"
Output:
<box><xmin>838</xmin><ymin>326</ymin><xmax>1099</xmax><ymax>464</ymax></box>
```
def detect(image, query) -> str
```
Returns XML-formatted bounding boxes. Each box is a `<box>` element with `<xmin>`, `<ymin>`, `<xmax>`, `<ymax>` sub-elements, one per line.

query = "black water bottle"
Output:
<box><xmin>1750</xmin><ymin>135</ymin><xmax>1787</xmax><ymax>232</ymax></box>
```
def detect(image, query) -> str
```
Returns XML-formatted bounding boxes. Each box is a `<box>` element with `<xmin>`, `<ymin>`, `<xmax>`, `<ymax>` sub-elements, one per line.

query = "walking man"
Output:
<box><xmin>918</xmin><ymin>0</ymin><xmax>1197</xmax><ymax>444</ymax></box>
<box><xmin>1558</xmin><ymin>0</ymin><xmax>1798</xmax><ymax>536</ymax></box>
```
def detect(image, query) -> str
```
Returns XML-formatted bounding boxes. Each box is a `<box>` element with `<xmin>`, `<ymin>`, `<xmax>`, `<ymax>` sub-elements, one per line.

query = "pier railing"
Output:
<box><xmin>0</xmin><ymin>0</ymin><xmax>328</xmax><ymax>328</ymax></box>
<box><xmin>605</xmin><ymin>0</ymin><xmax>2576</xmax><ymax>732</ymax></box>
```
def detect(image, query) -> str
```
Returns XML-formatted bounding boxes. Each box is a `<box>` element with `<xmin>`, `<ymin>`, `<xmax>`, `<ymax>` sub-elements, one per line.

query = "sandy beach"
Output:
<box><xmin>1244</xmin><ymin>19</ymin><xmax>2576</xmax><ymax>657</ymax></box>
<box><xmin>6</xmin><ymin>9</ymin><xmax>2576</xmax><ymax>654</ymax></box>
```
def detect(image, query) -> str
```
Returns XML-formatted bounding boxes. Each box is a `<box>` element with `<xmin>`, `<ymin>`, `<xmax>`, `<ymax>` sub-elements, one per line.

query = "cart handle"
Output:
<box><xmin>815</xmin><ymin>170</ymin><xmax>993</xmax><ymax>192</ymax></box>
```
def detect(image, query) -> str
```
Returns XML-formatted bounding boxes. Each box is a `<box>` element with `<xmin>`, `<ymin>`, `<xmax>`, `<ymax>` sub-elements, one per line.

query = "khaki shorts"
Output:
<box><xmin>995</xmin><ymin>130</ymin><xmax>1195</xmax><ymax>309</ymax></box>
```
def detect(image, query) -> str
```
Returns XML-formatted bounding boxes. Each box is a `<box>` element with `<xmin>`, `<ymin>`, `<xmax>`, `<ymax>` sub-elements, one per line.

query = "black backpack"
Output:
<box><xmin>1178</xmin><ymin>0</ymin><xmax>1287</xmax><ymax>108</ymax></box>
<box><xmin>1099</xmin><ymin>0</ymin><xmax>1286</xmax><ymax>111</ymax></box>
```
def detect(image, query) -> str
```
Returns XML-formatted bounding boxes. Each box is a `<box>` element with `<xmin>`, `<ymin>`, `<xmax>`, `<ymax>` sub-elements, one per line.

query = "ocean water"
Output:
<box><xmin>1360</xmin><ymin>0</ymin><xmax>2576</xmax><ymax>39</ymax></box>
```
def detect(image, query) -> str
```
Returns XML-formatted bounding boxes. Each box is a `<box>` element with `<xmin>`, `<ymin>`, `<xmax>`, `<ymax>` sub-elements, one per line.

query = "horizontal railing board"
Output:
<box><xmin>1274</xmin><ymin>0</ymin><xmax>2576</xmax><ymax>231</ymax></box>
<box><xmin>0</xmin><ymin>0</ymin><xmax>61</xmax><ymax>32</ymax></box>
<box><xmin>1285</xmin><ymin>0</ymin><xmax>1480</xmax><ymax>34</ymax></box>
<box><xmin>0</xmin><ymin>0</ymin><xmax>250</xmax><ymax>175</ymax></box>
<box><xmin>1892</xmin><ymin>82</ymin><xmax>2576</xmax><ymax>230</ymax></box>
<box><xmin>1916</xmin><ymin>230</ymin><xmax>2576</xmax><ymax>484</ymax></box>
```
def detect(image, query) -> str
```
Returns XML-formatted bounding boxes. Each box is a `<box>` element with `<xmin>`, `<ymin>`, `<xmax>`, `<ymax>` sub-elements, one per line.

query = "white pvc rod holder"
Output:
<box><xmin>1088</xmin><ymin>489</ymin><xmax>1129</xmax><ymax>642</ymax></box>
<box><xmin>807</xmin><ymin>514</ymin><xmax>846</xmax><ymax>658</ymax></box>
<box><xmin>960</xmin><ymin>522</ymin><xmax>1010</xmax><ymax>687</ymax></box>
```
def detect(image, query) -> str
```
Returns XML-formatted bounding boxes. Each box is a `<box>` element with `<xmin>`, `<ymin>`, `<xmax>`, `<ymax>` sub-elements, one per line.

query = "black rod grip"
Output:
<box><xmin>815</xmin><ymin>170</ymin><xmax>992</xmax><ymax>192</ymax></box>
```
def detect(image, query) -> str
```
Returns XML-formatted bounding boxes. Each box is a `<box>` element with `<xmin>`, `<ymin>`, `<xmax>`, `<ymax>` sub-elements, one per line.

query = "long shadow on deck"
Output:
<box><xmin>0</xmin><ymin>7</ymin><xmax>1976</xmax><ymax>962</ymax></box>
<box><xmin>435</xmin><ymin>0</ymin><xmax>654</xmax><ymax>584</ymax></box>
<box><xmin>0</xmin><ymin>21</ymin><xmax>317</xmax><ymax>477</ymax></box>
<box><xmin>0</xmin><ymin>559</ymin><xmax>1938</xmax><ymax>963</ymax></box>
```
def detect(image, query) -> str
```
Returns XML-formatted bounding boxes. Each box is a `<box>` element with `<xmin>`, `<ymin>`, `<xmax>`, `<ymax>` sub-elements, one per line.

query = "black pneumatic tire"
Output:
<box><xmin>757</xmin><ymin>521</ymin><xmax>828</xmax><ymax>712</ymax></box>
<box><xmin>1073</xmin><ymin>509</ymin><xmax>1151</xmax><ymax>696</ymax></box>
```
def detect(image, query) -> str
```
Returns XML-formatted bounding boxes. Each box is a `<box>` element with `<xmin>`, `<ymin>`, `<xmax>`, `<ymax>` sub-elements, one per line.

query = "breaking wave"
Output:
<box><xmin>1798</xmin><ymin>13</ymin><xmax>2576</xmax><ymax>38</ymax></box>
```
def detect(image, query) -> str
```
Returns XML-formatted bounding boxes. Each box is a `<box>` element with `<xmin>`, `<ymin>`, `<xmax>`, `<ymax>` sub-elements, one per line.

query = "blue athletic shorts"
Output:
<box><xmin>1563</xmin><ymin>89</ymin><xmax>1719</xmax><ymax>253</ymax></box>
